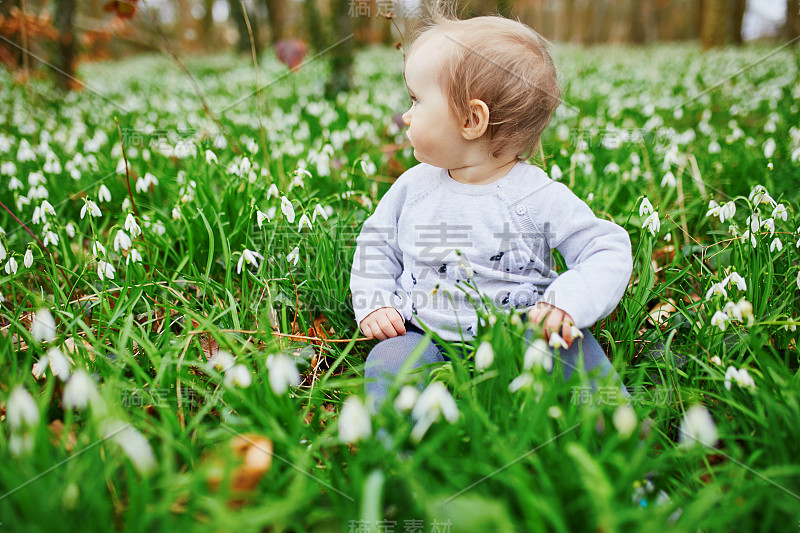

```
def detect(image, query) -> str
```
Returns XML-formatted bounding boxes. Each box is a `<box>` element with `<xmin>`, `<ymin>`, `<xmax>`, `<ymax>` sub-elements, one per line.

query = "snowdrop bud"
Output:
<box><xmin>7</xmin><ymin>385</ymin><xmax>39</xmax><ymax>430</ymax></box>
<box><xmin>101</xmin><ymin>419</ymin><xmax>157</xmax><ymax>476</ymax></box>
<box><xmin>23</xmin><ymin>248</ymin><xmax>33</xmax><ymax>268</ymax></box>
<box><xmin>63</xmin><ymin>369</ymin><xmax>99</xmax><ymax>409</ymax></box>
<box><xmin>394</xmin><ymin>385</ymin><xmax>420</xmax><ymax>412</ymax></box>
<box><xmin>474</xmin><ymin>341</ymin><xmax>494</xmax><ymax>371</ymax></box>
<box><xmin>613</xmin><ymin>404</ymin><xmax>637</xmax><ymax>438</ymax></box>
<box><xmin>265</xmin><ymin>353</ymin><xmax>301</xmax><ymax>395</ymax></box>
<box><xmin>0</xmin><ymin>241</ymin><xmax>5</xmax><ymax>262</ymax></box>
<box><xmin>679</xmin><ymin>404</ymin><xmax>718</xmax><ymax>449</ymax></box>
<box><xmin>47</xmin><ymin>346</ymin><xmax>71</xmax><ymax>381</ymax></box>
<box><xmin>98</xmin><ymin>184</ymin><xmax>112</xmax><ymax>203</ymax></box>
<box><xmin>508</xmin><ymin>372</ymin><xmax>534</xmax><ymax>393</ymax></box>
<box><xmin>31</xmin><ymin>307</ymin><xmax>57</xmax><ymax>343</ymax></box>
<box><xmin>339</xmin><ymin>395</ymin><xmax>372</xmax><ymax>444</ymax></box>
<box><xmin>5</xmin><ymin>256</ymin><xmax>18</xmax><ymax>275</ymax></box>
<box><xmin>281</xmin><ymin>196</ymin><xmax>296</xmax><ymax>224</ymax></box>
<box><xmin>223</xmin><ymin>364</ymin><xmax>252</xmax><ymax>388</ymax></box>
<box><xmin>524</xmin><ymin>339</ymin><xmax>553</xmax><ymax>372</ymax></box>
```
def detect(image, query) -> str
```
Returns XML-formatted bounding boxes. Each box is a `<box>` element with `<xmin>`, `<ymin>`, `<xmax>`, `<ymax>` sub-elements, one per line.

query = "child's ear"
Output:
<box><xmin>461</xmin><ymin>99</ymin><xmax>490</xmax><ymax>140</ymax></box>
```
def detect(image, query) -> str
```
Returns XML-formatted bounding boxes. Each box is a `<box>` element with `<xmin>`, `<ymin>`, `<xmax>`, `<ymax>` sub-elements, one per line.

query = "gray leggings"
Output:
<box><xmin>364</xmin><ymin>320</ymin><xmax>629</xmax><ymax>415</ymax></box>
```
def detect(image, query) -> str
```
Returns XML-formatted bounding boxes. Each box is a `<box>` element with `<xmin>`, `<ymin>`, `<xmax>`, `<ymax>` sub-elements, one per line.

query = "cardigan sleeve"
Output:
<box><xmin>525</xmin><ymin>180</ymin><xmax>633</xmax><ymax>330</ymax></box>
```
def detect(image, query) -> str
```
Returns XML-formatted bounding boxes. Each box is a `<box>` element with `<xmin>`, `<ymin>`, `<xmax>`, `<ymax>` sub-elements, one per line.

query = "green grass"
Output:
<box><xmin>0</xmin><ymin>42</ymin><xmax>799</xmax><ymax>531</ymax></box>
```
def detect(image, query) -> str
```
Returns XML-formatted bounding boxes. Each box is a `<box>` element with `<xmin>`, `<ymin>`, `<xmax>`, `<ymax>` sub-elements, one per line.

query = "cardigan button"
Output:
<box><xmin>515</xmin><ymin>204</ymin><xmax>527</xmax><ymax>215</ymax></box>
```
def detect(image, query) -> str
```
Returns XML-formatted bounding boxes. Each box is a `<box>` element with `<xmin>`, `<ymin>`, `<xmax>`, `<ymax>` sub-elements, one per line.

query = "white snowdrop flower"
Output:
<box><xmin>474</xmin><ymin>341</ymin><xmax>494</xmax><ymax>371</ymax></box>
<box><xmin>31</xmin><ymin>307</ymin><xmax>57</xmax><ymax>343</ymax></box>
<box><xmin>205</xmin><ymin>149</ymin><xmax>218</xmax><ymax>165</ymax></box>
<box><xmin>265</xmin><ymin>353</ymin><xmax>301</xmax><ymax>395</ymax></box>
<box><xmin>113</xmin><ymin>230</ymin><xmax>132</xmax><ymax>252</ymax></box>
<box><xmin>642</xmin><ymin>211</ymin><xmax>660</xmax><ymax>236</ymax></box>
<box><xmin>720</xmin><ymin>201</ymin><xmax>736</xmax><ymax>222</ymax></box>
<box><xmin>23</xmin><ymin>248</ymin><xmax>33</xmax><ymax>268</ymax></box>
<box><xmin>740</xmin><ymin>229</ymin><xmax>757</xmax><ymax>248</ymax></box>
<box><xmin>710</xmin><ymin>310</ymin><xmax>728</xmax><ymax>331</ymax></box>
<box><xmin>63</xmin><ymin>369</ymin><xmax>98</xmax><ymax>410</ymax></box>
<box><xmin>394</xmin><ymin>385</ymin><xmax>420</xmax><ymax>412</ymax></box>
<box><xmin>98</xmin><ymin>184</ymin><xmax>112</xmax><ymax>203</ymax></box>
<box><xmin>41</xmin><ymin>199</ymin><xmax>56</xmax><ymax>217</ymax></box>
<box><xmin>150</xmin><ymin>220</ymin><xmax>166</xmax><ymax>236</ymax></box>
<box><xmin>548</xmin><ymin>332</ymin><xmax>569</xmax><ymax>350</ymax></box>
<box><xmin>287</xmin><ymin>246</ymin><xmax>300</xmax><ymax>266</ymax></box>
<box><xmin>127</xmin><ymin>248</ymin><xmax>142</xmax><ymax>265</ymax></box>
<box><xmin>7</xmin><ymin>386</ymin><xmax>39</xmax><ymax>431</ymax></box>
<box><xmin>46</xmin><ymin>346</ymin><xmax>70</xmax><ymax>381</ymax></box>
<box><xmin>298</xmin><ymin>213</ymin><xmax>312</xmax><ymax>231</ymax></box>
<box><xmin>550</xmin><ymin>163</ymin><xmax>562</xmax><ymax>181</ymax></box>
<box><xmin>28</xmin><ymin>170</ymin><xmax>46</xmax><ymax>187</ymax></box>
<box><xmin>312</xmin><ymin>203</ymin><xmax>329</xmax><ymax>223</ymax></box>
<box><xmin>748</xmin><ymin>185</ymin><xmax>775</xmax><ymax>207</ymax></box>
<box><xmin>770</xmin><ymin>237</ymin><xmax>783</xmax><ymax>252</ymax></box>
<box><xmin>524</xmin><ymin>339</ymin><xmax>553</xmax><ymax>372</ymax></box>
<box><xmin>43</xmin><ymin>230</ymin><xmax>58</xmax><ymax>247</ymax></box>
<box><xmin>639</xmin><ymin>197</ymin><xmax>654</xmax><ymax>217</ymax></box>
<box><xmin>772</xmin><ymin>204</ymin><xmax>788</xmax><ymax>221</ymax></box>
<box><xmin>761</xmin><ymin>217</ymin><xmax>775</xmax><ymax>237</ymax></box>
<box><xmin>706</xmin><ymin>200</ymin><xmax>725</xmax><ymax>222</ymax></box>
<box><xmin>339</xmin><ymin>395</ymin><xmax>372</xmax><ymax>444</ymax></box>
<box><xmin>797</xmin><ymin>271</ymin><xmax>800</xmax><ymax>291</ymax></box>
<box><xmin>724</xmin><ymin>272</ymin><xmax>747</xmax><ymax>291</ymax></box>
<box><xmin>508</xmin><ymin>372</ymin><xmax>534</xmax><ymax>393</ymax></box>
<box><xmin>280</xmin><ymin>196</ymin><xmax>296</xmax><ymax>223</ymax></box>
<box><xmin>708</xmin><ymin>140</ymin><xmax>721</xmax><ymax>154</ymax></box>
<box><xmin>97</xmin><ymin>260</ymin><xmax>116</xmax><ymax>281</ymax></box>
<box><xmin>65</xmin><ymin>222</ymin><xmax>76</xmax><ymax>238</ymax></box>
<box><xmin>101</xmin><ymin>419</ymin><xmax>157</xmax><ymax>476</ymax></box>
<box><xmin>763</xmin><ymin>138</ymin><xmax>776</xmax><ymax>159</ymax></box>
<box><xmin>0</xmin><ymin>241</ymin><xmax>5</xmax><ymax>262</ymax></box>
<box><xmin>122</xmin><ymin>197</ymin><xmax>131</xmax><ymax>212</ymax></box>
<box><xmin>124</xmin><ymin>213</ymin><xmax>141</xmax><ymax>238</ymax></box>
<box><xmin>679</xmin><ymin>404</ymin><xmax>718</xmax><ymax>449</ymax></box>
<box><xmin>723</xmin><ymin>301</ymin><xmax>742</xmax><ymax>322</ymax></box>
<box><xmin>613</xmin><ymin>404</ymin><xmax>637</xmax><ymax>438</ymax></box>
<box><xmin>792</xmin><ymin>146</ymin><xmax>800</xmax><ymax>163</ymax></box>
<box><xmin>223</xmin><ymin>364</ymin><xmax>252</xmax><ymax>388</ymax></box>
<box><xmin>267</xmin><ymin>183</ymin><xmax>279</xmax><ymax>199</ymax></box>
<box><xmin>724</xmin><ymin>366</ymin><xmax>755</xmax><ymax>392</ymax></box>
<box><xmin>32</xmin><ymin>354</ymin><xmax>49</xmax><ymax>379</ymax></box>
<box><xmin>32</xmin><ymin>205</ymin><xmax>46</xmax><ymax>225</ymax></box>
<box><xmin>410</xmin><ymin>381</ymin><xmax>459</xmax><ymax>442</ymax></box>
<box><xmin>140</xmin><ymin>172</ymin><xmax>159</xmax><ymax>192</ymax></box>
<box><xmin>80</xmin><ymin>199</ymin><xmax>101</xmax><ymax>219</ymax></box>
<box><xmin>9</xmin><ymin>176</ymin><xmax>23</xmax><ymax>191</ymax></box>
<box><xmin>290</xmin><ymin>172</ymin><xmax>306</xmax><ymax>189</ymax></box>
<box><xmin>5</xmin><ymin>256</ymin><xmax>18</xmax><ymax>275</ymax></box>
<box><xmin>208</xmin><ymin>350</ymin><xmax>235</xmax><ymax>372</ymax></box>
<box><xmin>93</xmin><ymin>240</ymin><xmax>106</xmax><ymax>256</ymax></box>
<box><xmin>256</xmin><ymin>210</ymin><xmax>270</xmax><ymax>229</ymax></box>
<box><xmin>237</xmin><ymin>249</ymin><xmax>264</xmax><ymax>274</ymax></box>
<box><xmin>710</xmin><ymin>355</ymin><xmax>722</xmax><ymax>365</ymax></box>
<box><xmin>661</xmin><ymin>171</ymin><xmax>676</xmax><ymax>187</ymax></box>
<box><xmin>15</xmin><ymin>195</ymin><xmax>31</xmax><ymax>211</ymax></box>
<box><xmin>171</xmin><ymin>207</ymin><xmax>181</xmax><ymax>220</ymax></box>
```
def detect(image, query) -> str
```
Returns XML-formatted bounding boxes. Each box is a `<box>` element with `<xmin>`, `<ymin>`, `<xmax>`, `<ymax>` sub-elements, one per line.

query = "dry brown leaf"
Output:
<box><xmin>49</xmin><ymin>419</ymin><xmax>77</xmax><ymax>452</ymax></box>
<box><xmin>205</xmin><ymin>433</ymin><xmax>273</xmax><ymax>507</ymax></box>
<box><xmin>647</xmin><ymin>299</ymin><xmax>678</xmax><ymax>328</ymax></box>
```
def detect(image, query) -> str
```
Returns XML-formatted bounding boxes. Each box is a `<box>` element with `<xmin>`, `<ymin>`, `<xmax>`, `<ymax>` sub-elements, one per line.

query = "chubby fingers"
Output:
<box><xmin>387</xmin><ymin>308</ymin><xmax>407</xmax><ymax>336</ymax></box>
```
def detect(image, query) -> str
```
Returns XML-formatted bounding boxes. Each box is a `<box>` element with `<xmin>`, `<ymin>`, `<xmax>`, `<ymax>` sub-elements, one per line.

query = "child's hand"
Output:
<box><xmin>360</xmin><ymin>307</ymin><xmax>407</xmax><ymax>340</ymax></box>
<box><xmin>527</xmin><ymin>303</ymin><xmax>575</xmax><ymax>348</ymax></box>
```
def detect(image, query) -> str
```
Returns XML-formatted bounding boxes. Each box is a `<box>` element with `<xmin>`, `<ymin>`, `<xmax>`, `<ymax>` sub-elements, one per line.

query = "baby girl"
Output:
<box><xmin>350</xmin><ymin>12</ymin><xmax>633</xmax><ymax>415</ymax></box>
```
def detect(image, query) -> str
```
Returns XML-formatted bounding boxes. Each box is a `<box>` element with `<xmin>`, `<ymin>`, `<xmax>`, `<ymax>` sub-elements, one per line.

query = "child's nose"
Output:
<box><xmin>401</xmin><ymin>109</ymin><xmax>411</xmax><ymax>126</ymax></box>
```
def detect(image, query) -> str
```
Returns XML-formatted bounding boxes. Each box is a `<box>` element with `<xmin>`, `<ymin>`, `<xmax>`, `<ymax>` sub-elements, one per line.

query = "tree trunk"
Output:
<box><xmin>700</xmin><ymin>0</ymin><xmax>726</xmax><ymax>49</ymax></box>
<box><xmin>303</xmin><ymin>0</ymin><xmax>326</xmax><ymax>51</ymax></box>
<box><xmin>201</xmin><ymin>0</ymin><xmax>216</xmax><ymax>50</ymax></box>
<box><xmin>729</xmin><ymin>0</ymin><xmax>745</xmax><ymax>44</ymax></box>
<box><xmin>263</xmin><ymin>0</ymin><xmax>286</xmax><ymax>42</ymax></box>
<box><xmin>325</xmin><ymin>0</ymin><xmax>354</xmax><ymax>99</ymax></box>
<box><xmin>54</xmin><ymin>0</ymin><xmax>76</xmax><ymax>91</ymax></box>
<box><xmin>786</xmin><ymin>0</ymin><xmax>800</xmax><ymax>42</ymax></box>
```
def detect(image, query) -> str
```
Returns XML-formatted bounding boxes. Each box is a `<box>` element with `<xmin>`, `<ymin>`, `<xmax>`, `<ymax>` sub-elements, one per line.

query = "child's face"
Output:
<box><xmin>401</xmin><ymin>34</ymin><xmax>469</xmax><ymax>169</ymax></box>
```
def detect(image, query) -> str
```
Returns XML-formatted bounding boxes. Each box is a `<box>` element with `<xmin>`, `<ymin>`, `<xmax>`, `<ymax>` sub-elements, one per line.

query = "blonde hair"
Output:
<box><xmin>405</xmin><ymin>7</ymin><xmax>561</xmax><ymax>160</ymax></box>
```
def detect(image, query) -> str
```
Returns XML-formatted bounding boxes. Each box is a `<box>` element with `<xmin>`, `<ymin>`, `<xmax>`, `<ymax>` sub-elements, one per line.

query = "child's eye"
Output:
<box><xmin>410</xmin><ymin>96</ymin><xmax>418</xmax><ymax>105</ymax></box>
